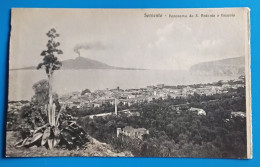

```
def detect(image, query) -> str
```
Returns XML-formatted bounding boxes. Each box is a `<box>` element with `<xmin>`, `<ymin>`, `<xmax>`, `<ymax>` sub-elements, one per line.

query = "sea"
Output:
<box><xmin>8</xmin><ymin>69</ymin><xmax>239</xmax><ymax>101</ymax></box>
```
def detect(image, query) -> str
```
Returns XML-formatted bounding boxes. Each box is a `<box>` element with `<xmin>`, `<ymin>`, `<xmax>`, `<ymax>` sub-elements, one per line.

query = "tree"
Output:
<box><xmin>31</xmin><ymin>79</ymin><xmax>49</xmax><ymax>105</ymax></box>
<box><xmin>31</xmin><ymin>79</ymin><xmax>61</xmax><ymax>112</ymax></box>
<box><xmin>81</xmin><ymin>88</ymin><xmax>91</xmax><ymax>95</ymax></box>
<box><xmin>37</xmin><ymin>28</ymin><xmax>63</xmax><ymax>126</ymax></box>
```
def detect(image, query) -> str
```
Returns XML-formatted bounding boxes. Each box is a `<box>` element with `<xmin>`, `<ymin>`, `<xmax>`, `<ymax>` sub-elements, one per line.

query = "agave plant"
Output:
<box><xmin>16</xmin><ymin>29</ymin><xmax>88</xmax><ymax>150</ymax></box>
<box><xmin>15</xmin><ymin>104</ymin><xmax>89</xmax><ymax>149</ymax></box>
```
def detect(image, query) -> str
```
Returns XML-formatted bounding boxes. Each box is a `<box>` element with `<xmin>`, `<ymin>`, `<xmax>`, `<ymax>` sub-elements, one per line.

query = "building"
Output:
<box><xmin>127</xmin><ymin>94</ymin><xmax>136</xmax><ymax>99</ymax></box>
<box><xmin>89</xmin><ymin>112</ymin><xmax>112</xmax><ymax>119</ymax></box>
<box><xmin>231</xmin><ymin>111</ymin><xmax>246</xmax><ymax>118</ymax></box>
<box><xmin>93</xmin><ymin>102</ymin><xmax>102</xmax><ymax>108</ymax></box>
<box><xmin>117</xmin><ymin>126</ymin><xmax>149</xmax><ymax>140</ymax></box>
<box><xmin>147</xmin><ymin>85</ymin><xmax>155</xmax><ymax>91</ymax></box>
<box><xmin>121</xmin><ymin>99</ymin><xmax>135</xmax><ymax>107</ymax></box>
<box><xmin>119</xmin><ymin>109</ymin><xmax>140</xmax><ymax>117</ymax></box>
<box><xmin>147</xmin><ymin>95</ymin><xmax>160</xmax><ymax>102</ymax></box>
<box><xmin>102</xmin><ymin>98</ymin><xmax>115</xmax><ymax>105</ymax></box>
<box><xmin>157</xmin><ymin>84</ymin><xmax>165</xmax><ymax>89</ymax></box>
<box><xmin>171</xmin><ymin>103</ymin><xmax>189</xmax><ymax>111</ymax></box>
<box><xmin>189</xmin><ymin>107</ymin><xmax>206</xmax><ymax>116</ymax></box>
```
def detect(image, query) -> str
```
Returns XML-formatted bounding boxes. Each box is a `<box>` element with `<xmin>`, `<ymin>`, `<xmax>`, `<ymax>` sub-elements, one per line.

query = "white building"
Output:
<box><xmin>189</xmin><ymin>107</ymin><xmax>206</xmax><ymax>116</ymax></box>
<box><xmin>117</xmin><ymin>126</ymin><xmax>149</xmax><ymax>140</ymax></box>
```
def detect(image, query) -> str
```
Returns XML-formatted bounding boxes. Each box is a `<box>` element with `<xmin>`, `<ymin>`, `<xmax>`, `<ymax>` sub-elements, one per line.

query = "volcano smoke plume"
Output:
<box><xmin>73</xmin><ymin>42</ymin><xmax>106</xmax><ymax>56</ymax></box>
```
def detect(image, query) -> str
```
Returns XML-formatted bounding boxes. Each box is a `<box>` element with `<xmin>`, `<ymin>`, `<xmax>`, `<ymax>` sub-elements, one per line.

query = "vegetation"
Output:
<box><xmin>37</xmin><ymin>28</ymin><xmax>63</xmax><ymax>127</ymax></box>
<box><xmin>78</xmin><ymin>86</ymin><xmax>246</xmax><ymax>158</ymax></box>
<box><xmin>15</xmin><ymin>29</ymin><xmax>88</xmax><ymax>150</ymax></box>
<box><xmin>81</xmin><ymin>89</ymin><xmax>91</xmax><ymax>95</ymax></box>
<box><xmin>15</xmin><ymin>103</ymin><xmax>88</xmax><ymax>150</ymax></box>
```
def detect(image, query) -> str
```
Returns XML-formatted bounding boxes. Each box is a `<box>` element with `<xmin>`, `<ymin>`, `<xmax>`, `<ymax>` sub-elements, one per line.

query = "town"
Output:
<box><xmin>59</xmin><ymin>75</ymin><xmax>245</xmax><ymax>112</ymax></box>
<box><xmin>8</xmin><ymin>75</ymin><xmax>246</xmax><ymax>122</ymax></box>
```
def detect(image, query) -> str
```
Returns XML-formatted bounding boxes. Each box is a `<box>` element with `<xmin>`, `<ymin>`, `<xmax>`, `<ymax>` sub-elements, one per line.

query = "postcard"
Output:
<box><xmin>6</xmin><ymin>8</ymin><xmax>251</xmax><ymax>158</ymax></box>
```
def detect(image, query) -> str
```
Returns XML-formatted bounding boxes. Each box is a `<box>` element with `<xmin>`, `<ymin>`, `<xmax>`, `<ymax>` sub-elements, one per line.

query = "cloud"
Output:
<box><xmin>141</xmin><ymin>20</ymin><xmax>243</xmax><ymax>70</ymax></box>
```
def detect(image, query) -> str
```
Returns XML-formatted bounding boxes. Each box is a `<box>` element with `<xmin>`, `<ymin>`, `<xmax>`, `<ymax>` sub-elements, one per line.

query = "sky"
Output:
<box><xmin>9</xmin><ymin>8</ymin><xmax>249</xmax><ymax>70</ymax></box>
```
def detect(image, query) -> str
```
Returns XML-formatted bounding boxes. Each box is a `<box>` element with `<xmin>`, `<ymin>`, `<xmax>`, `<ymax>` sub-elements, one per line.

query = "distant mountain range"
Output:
<box><xmin>10</xmin><ymin>56</ymin><xmax>144</xmax><ymax>71</ymax></box>
<box><xmin>11</xmin><ymin>56</ymin><xmax>245</xmax><ymax>74</ymax></box>
<box><xmin>189</xmin><ymin>56</ymin><xmax>245</xmax><ymax>75</ymax></box>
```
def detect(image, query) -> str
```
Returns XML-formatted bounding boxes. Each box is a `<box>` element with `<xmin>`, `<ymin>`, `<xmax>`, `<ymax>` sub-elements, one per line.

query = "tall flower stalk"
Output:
<box><xmin>37</xmin><ymin>28</ymin><xmax>63</xmax><ymax>126</ymax></box>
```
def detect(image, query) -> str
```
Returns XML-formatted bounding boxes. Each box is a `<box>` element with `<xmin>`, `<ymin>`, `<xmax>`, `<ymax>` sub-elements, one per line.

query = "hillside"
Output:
<box><xmin>6</xmin><ymin>131</ymin><xmax>133</xmax><ymax>157</ymax></box>
<box><xmin>11</xmin><ymin>56</ymin><xmax>144</xmax><ymax>70</ymax></box>
<box><xmin>190</xmin><ymin>56</ymin><xmax>245</xmax><ymax>75</ymax></box>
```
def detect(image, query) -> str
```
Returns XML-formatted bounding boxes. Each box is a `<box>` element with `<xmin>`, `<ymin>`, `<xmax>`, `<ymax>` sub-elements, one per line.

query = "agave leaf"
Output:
<box><xmin>60</xmin><ymin>120</ymin><xmax>69</xmax><ymax>129</ymax></box>
<box><xmin>68</xmin><ymin>121</ymin><xmax>77</xmax><ymax>125</ymax></box>
<box><xmin>34</xmin><ymin>123</ymin><xmax>48</xmax><ymax>134</ymax></box>
<box><xmin>48</xmin><ymin>104</ymin><xmax>51</xmax><ymax>124</ymax></box>
<box><xmin>15</xmin><ymin>137</ymin><xmax>29</xmax><ymax>148</ymax></box>
<box><xmin>15</xmin><ymin>138</ymin><xmax>26</xmax><ymax>148</ymax></box>
<box><xmin>41</xmin><ymin>127</ymin><xmax>50</xmax><ymax>146</ymax></box>
<box><xmin>53</xmin><ymin>139</ymin><xmax>57</xmax><ymax>147</ymax></box>
<box><xmin>68</xmin><ymin>125</ymin><xmax>78</xmax><ymax>131</ymax></box>
<box><xmin>30</xmin><ymin>132</ymin><xmax>43</xmax><ymax>145</ymax></box>
<box><xmin>22</xmin><ymin>137</ymin><xmax>29</xmax><ymax>144</ymax></box>
<box><xmin>53</xmin><ymin>126</ymin><xmax>60</xmax><ymax>137</ymax></box>
<box><xmin>69</xmin><ymin>124</ymin><xmax>83</xmax><ymax>132</ymax></box>
<box><xmin>48</xmin><ymin>139</ymin><xmax>54</xmax><ymax>149</ymax></box>
<box><xmin>15</xmin><ymin>144</ymin><xmax>24</xmax><ymax>148</ymax></box>
<box><xmin>53</xmin><ymin>138</ymin><xmax>60</xmax><ymax>147</ymax></box>
<box><xmin>51</xmin><ymin>103</ymin><xmax>56</xmax><ymax>126</ymax></box>
<box><xmin>14</xmin><ymin>139</ymin><xmax>23</xmax><ymax>147</ymax></box>
<box><xmin>64</xmin><ymin>127</ymin><xmax>74</xmax><ymax>133</ymax></box>
<box><xmin>61</xmin><ymin>130</ymin><xmax>73</xmax><ymax>145</ymax></box>
<box><xmin>56</xmin><ymin>104</ymin><xmax>66</xmax><ymax>126</ymax></box>
<box><xmin>23</xmin><ymin>137</ymin><xmax>32</xmax><ymax>146</ymax></box>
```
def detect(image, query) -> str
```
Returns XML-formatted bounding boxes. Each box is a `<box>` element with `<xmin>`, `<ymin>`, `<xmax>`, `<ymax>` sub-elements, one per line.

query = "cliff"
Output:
<box><xmin>189</xmin><ymin>56</ymin><xmax>245</xmax><ymax>75</ymax></box>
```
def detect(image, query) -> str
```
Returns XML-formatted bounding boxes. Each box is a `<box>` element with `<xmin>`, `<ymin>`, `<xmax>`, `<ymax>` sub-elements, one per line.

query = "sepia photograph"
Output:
<box><xmin>6</xmin><ymin>8</ymin><xmax>251</xmax><ymax>158</ymax></box>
